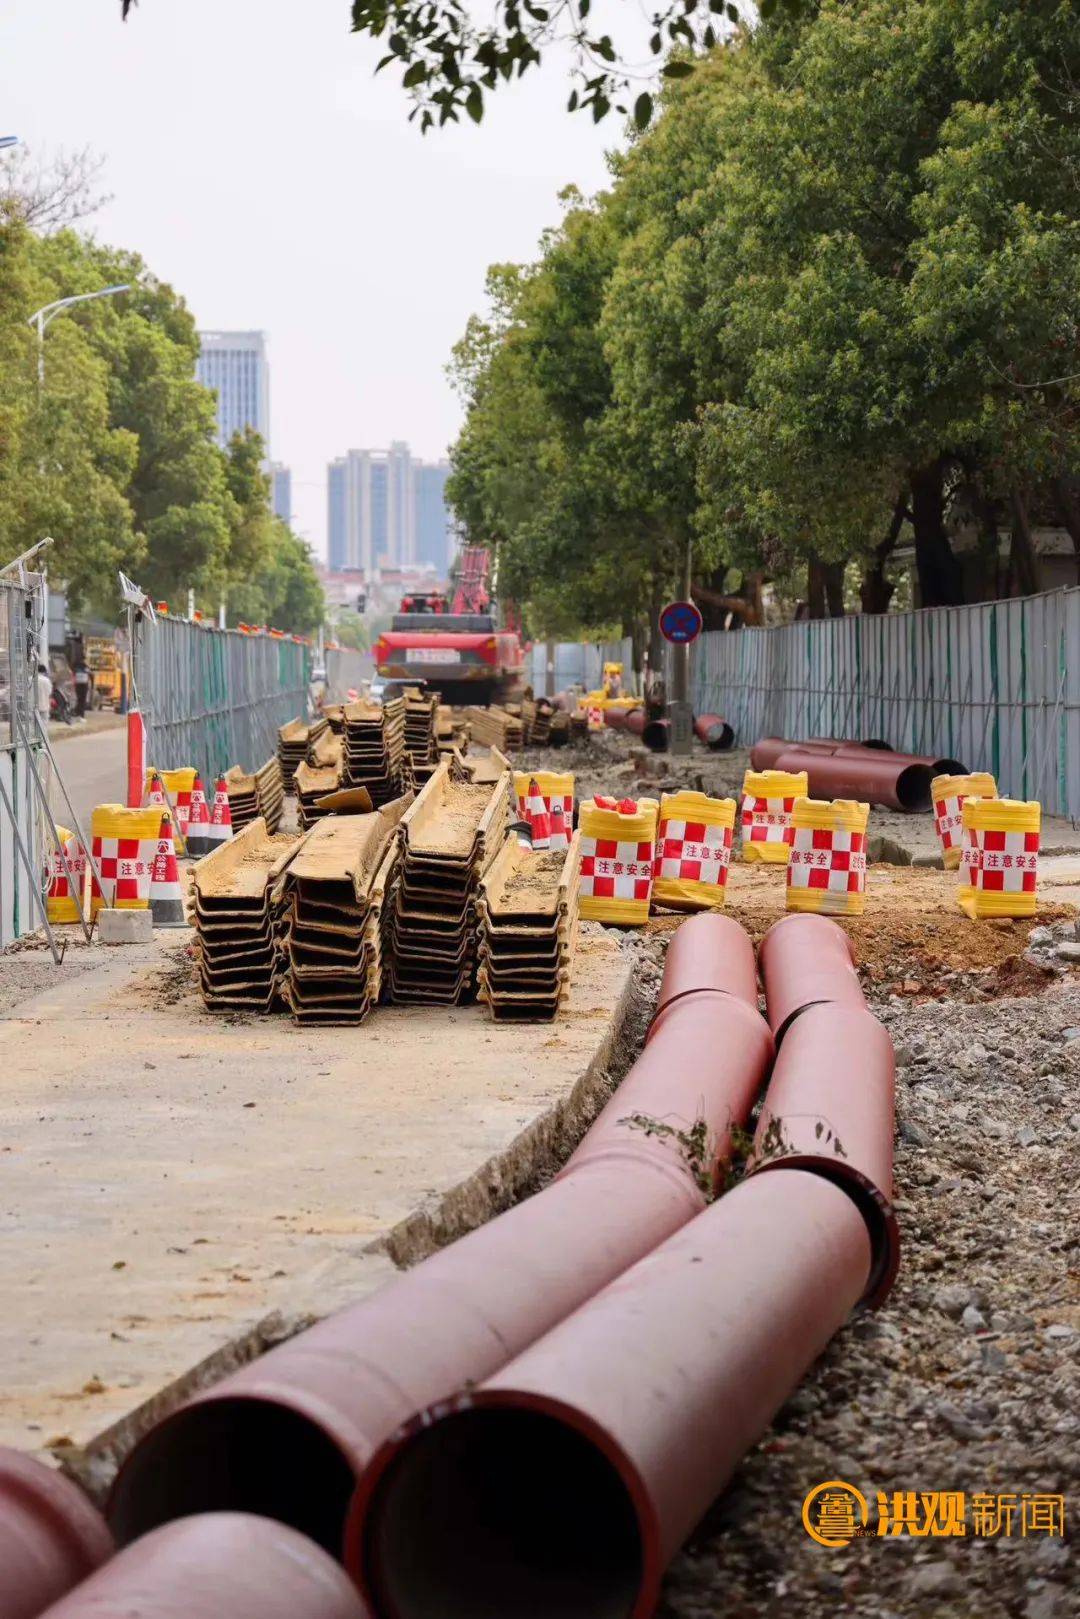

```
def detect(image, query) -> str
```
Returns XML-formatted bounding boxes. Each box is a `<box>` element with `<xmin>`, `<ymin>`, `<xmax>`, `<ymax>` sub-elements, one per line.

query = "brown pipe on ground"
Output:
<box><xmin>624</xmin><ymin>709</ymin><xmax>645</xmax><ymax>737</ymax></box>
<box><xmin>347</xmin><ymin>1170</ymin><xmax>870</xmax><ymax>1619</ymax></box>
<box><xmin>651</xmin><ymin>911</ymin><xmax>760</xmax><ymax>1025</ymax></box>
<box><xmin>835</xmin><ymin>743</ymin><xmax>966</xmax><ymax>775</ymax></box>
<box><xmin>0</xmin><ymin>1448</ymin><xmax>113</xmax><ymax>1619</ymax></box>
<box><xmin>774</xmin><ymin>746</ymin><xmax>933</xmax><ymax>812</ymax></box>
<box><xmin>603</xmin><ymin>706</ymin><xmax>626</xmax><ymax>731</ymax></box>
<box><xmin>642</xmin><ymin>717</ymin><xmax>669</xmax><ymax>752</ymax></box>
<box><xmin>750</xmin><ymin>736</ymin><xmax>837</xmax><ymax>770</ymax></box>
<box><xmin>109</xmin><ymin>921</ymin><xmax>773</xmax><ymax>1559</ymax></box>
<box><xmin>807</xmin><ymin>736</ymin><xmax>894</xmax><ymax>752</ymax></box>
<box><xmin>693</xmin><ymin>713</ymin><xmax>735</xmax><ymax>751</ymax></box>
<box><xmin>746</xmin><ymin>1001</ymin><xmax>899</xmax><ymax>1307</ymax></box>
<box><xmin>757</xmin><ymin>912</ymin><xmax>865</xmax><ymax>1043</ymax></box>
<box><xmin>37</xmin><ymin>1514</ymin><xmax>368</xmax><ymax>1619</ymax></box>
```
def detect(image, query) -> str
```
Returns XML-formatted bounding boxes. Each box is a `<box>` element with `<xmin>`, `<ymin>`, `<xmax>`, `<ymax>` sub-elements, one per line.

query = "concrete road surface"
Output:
<box><xmin>0</xmin><ymin>927</ymin><xmax>634</xmax><ymax>1466</ymax></box>
<box><xmin>47</xmin><ymin>720</ymin><xmax>126</xmax><ymax>835</ymax></box>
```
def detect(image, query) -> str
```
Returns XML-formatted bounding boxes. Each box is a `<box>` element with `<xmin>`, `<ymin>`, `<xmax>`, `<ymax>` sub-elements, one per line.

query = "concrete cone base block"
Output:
<box><xmin>98</xmin><ymin>909</ymin><xmax>154</xmax><ymax>945</ymax></box>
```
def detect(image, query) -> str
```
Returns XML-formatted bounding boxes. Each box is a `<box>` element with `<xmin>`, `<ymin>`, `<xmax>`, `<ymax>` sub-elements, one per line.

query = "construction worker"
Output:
<box><xmin>73</xmin><ymin>658</ymin><xmax>91</xmax><ymax>720</ymax></box>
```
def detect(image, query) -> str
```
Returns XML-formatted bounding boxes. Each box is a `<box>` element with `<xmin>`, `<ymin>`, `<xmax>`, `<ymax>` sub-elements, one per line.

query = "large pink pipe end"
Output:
<box><xmin>749</xmin><ymin>1002</ymin><xmax>899</xmax><ymax>1306</ymax></box>
<box><xmin>0</xmin><ymin>1449</ymin><xmax>113</xmax><ymax>1619</ymax></box>
<box><xmin>347</xmin><ymin>1171</ymin><xmax>871</xmax><ymax>1619</ymax></box>
<box><xmin>37</xmin><ymin>1513</ymin><xmax>369</xmax><ymax>1619</ymax></box>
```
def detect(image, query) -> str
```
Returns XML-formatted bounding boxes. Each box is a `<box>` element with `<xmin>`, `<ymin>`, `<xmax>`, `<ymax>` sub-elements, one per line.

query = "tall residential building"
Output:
<box><xmin>196</xmin><ymin>331</ymin><xmax>271</xmax><ymax>452</ymax></box>
<box><xmin>328</xmin><ymin>459</ymin><xmax>348</xmax><ymax>570</ymax></box>
<box><xmin>325</xmin><ymin>443</ymin><xmax>418</xmax><ymax>572</ymax></box>
<box><xmin>415</xmin><ymin>460</ymin><xmax>454</xmax><ymax>573</ymax></box>
<box><xmin>270</xmin><ymin>463</ymin><xmax>292</xmax><ymax>524</ymax></box>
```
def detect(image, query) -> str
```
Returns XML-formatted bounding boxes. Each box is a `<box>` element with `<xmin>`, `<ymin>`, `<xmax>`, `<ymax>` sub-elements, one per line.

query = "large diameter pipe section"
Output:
<box><xmin>0</xmin><ymin>1448</ymin><xmax>114</xmax><ymax>1619</ymax></box>
<box><xmin>641</xmin><ymin>717</ymin><xmax>670</xmax><ymax>752</ymax></box>
<box><xmin>748</xmin><ymin>1001</ymin><xmax>899</xmax><ymax>1306</ymax></box>
<box><xmin>36</xmin><ymin>1514</ymin><xmax>369</xmax><ymax>1619</ymax></box>
<box><xmin>774</xmin><ymin>746</ymin><xmax>933</xmax><ymax>812</ymax></box>
<box><xmin>348</xmin><ymin>1170</ymin><xmax>871</xmax><ymax>1619</ymax></box>
<box><xmin>750</xmin><ymin>736</ymin><xmax>837</xmax><ymax>770</ymax></box>
<box><xmin>651</xmin><ymin>911</ymin><xmax>760</xmax><ymax>1024</ymax></box>
<box><xmin>830</xmin><ymin>741</ymin><xmax>966</xmax><ymax>775</ymax></box>
<box><xmin>624</xmin><ymin>709</ymin><xmax>645</xmax><ymax>737</ymax></box>
<box><xmin>757</xmin><ymin>913</ymin><xmax>866</xmax><ymax>1042</ymax></box>
<box><xmin>109</xmin><ymin>924</ymin><xmax>772</xmax><ymax>1559</ymax></box>
<box><xmin>603</xmin><ymin>707</ymin><xmax>627</xmax><ymax>731</ymax></box>
<box><xmin>693</xmin><ymin>714</ymin><xmax>734</xmax><ymax>751</ymax></box>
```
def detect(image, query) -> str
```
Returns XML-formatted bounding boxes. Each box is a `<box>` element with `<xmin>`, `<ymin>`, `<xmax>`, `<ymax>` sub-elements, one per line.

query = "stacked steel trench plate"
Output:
<box><xmin>434</xmin><ymin>703</ymin><xmax>466</xmax><ymax>761</ymax></box>
<box><xmin>459</xmin><ymin>744</ymin><xmax>511</xmax><ymax>787</ymax></box>
<box><xmin>476</xmin><ymin>834</ymin><xmax>581</xmax><ymax>1020</ymax></box>
<box><xmin>402</xmin><ymin>688</ymin><xmax>440</xmax><ymax>785</ymax></box>
<box><xmin>225</xmin><ymin>758</ymin><xmax>285</xmax><ymax>833</ymax></box>
<box><xmin>294</xmin><ymin>732</ymin><xmax>346</xmax><ymax>829</ymax></box>
<box><xmin>529</xmin><ymin>698</ymin><xmax>555</xmax><ymax>745</ymax></box>
<box><xmin>192</xmin><ymin>818</ymin><xmax>301</xmax><ymax>1011</ymax></box>
<box><xmin>387</xmin><ymin>759</ymin><xmax>510</xmax><ymax>1004</ymax></box>
<box><xmin>343</xmin><ymin>698</ymin><xmax>409</xmax><ymax>807</ymax></box>
<box><xmin>461</xmin><ymin>704</ymin><xmax>523</xmax><ymax>751</ymax></box>
<box><xmin>277</xmin><ymin>716</ymin><xmax>328</xmax><ymax>788</ymax></box>
<box><xmin>278</xmin><ymin>799</ymin><xmax>410</xmax><ymax>1025</ymax></box>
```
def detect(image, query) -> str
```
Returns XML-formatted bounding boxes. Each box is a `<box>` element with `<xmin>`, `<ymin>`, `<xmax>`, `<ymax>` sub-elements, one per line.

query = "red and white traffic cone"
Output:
<box><xmin>149</xmin><ymin>813</ymin><xmax>187</xmax><ymax>928</ymax></box>
<box><xmin>527</xmin><ymin>777</ymin><xmax>551</xmax><ymax>850</ymax></box>
<box><xmin>205</xmin><ymin>775</ymin><xmax>233</xmax><ymax>850</ymax></box>
<box><xmin>145</xmin><ymin>770</ymin><xmax>167</xmax><ymax>813</ymax></box>
<box><xmin>548</xmin><ymin>799</ymin><xmax>570</xmax><ymax>853</ymax></box>
<box><xmin>185</xmin><ymin>774</ymin><xmax>212</xmax><ymax>858</ymax></box>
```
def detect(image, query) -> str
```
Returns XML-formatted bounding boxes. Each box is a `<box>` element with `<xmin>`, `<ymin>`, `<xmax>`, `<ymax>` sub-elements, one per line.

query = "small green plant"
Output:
<box><xmin>619</xmin><ymin>1112</ymin><xmax>716</xmax><ymax>1201</ymax></box>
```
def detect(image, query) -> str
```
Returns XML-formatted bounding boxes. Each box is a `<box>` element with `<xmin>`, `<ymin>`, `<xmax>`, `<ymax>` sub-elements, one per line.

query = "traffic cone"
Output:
<box><xmin>526</xmin><ymin>777</ymin><xmax>551</xmax><ymax>850</ymax></box>
<box><xmin>145</xmin><ymin>771</ymin><xmax>167</xmax><ymax>814</ymax></box>
<box><xmin>205</xmin><ymin>775</ymin><xmax>233</xmax><ymax>850</ymax></box>
<box><xmin>145</xmin><ymin>768</ymin><xmax>186</xmax><ymax>856</ymax></box>
<box><xmin>149</xmin><ymin>813</ymin><xmax>187</xmax><ymax>928</ymax></box>
<box><xmin>548</xmin><ymin>799</ymin><xmax>570</xmax><ymax>853</ymax></box>
<box><xmin>185</xmin><ymin>774</ymin><xmax>212</xmax><ymax>858</ymax></box>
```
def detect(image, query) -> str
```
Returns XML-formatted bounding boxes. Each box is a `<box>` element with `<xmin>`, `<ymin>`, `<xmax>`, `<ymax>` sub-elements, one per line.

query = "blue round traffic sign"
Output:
<box><xmin>659</xmin><ymin>599</ymin><xmax>703</xmax><ymax>645</ymax></box>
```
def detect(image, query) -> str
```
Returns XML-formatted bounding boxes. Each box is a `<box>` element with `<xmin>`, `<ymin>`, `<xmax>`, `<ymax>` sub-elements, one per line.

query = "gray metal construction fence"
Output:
<box><xmin>135</xmin><ymin>615</ymin><xmax>310</xmax><ymax>784</ymax></box>
<box><xmin>545</xmin><ymin>587</ymin><xmax>1080</xmax><ymax>820</ymax></box>
<box><xmin>0</xmin><ymin>574</ymin><xmax>44</xmax><ymax>945</ymax></box>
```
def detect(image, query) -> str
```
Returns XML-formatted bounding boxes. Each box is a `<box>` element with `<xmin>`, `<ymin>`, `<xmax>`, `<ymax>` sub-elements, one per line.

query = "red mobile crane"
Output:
<box><xmin>373</xmin><ymin>545</ymin><xmax>524</xmax><ymax>705</ymax></box>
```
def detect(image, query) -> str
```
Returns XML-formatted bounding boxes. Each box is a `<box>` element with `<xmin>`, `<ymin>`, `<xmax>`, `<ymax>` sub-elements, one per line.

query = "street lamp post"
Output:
<box><xmin>27</xmin><ymin>283</ymin><xmax>132</xmax><ymax>386</ymax></box>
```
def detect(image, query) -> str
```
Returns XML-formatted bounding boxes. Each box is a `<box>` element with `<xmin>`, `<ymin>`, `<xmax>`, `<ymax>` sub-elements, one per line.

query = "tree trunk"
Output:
<box><xmin>823</xmin><ymin>560</ymin><xmax>846</xmax><ymax>617</ymax></box>
<box><xmin>1008</xmin><ymin>488</ymin><xmax>1040</xmax><ymax>598</ymax></box>
<box><xmin>909</xmin><ymin>462</ymin><xmax>964</xmax><ymax>606</ymax></box>
<box><xmin>806</xmin><ymin>557</ymin><xmax>826</xmax><ymax>619</ymax></box>
<box><xmin>860</xmin><ymin>498</ymin><xmax>906</xmax><ymax>614</ymax></box>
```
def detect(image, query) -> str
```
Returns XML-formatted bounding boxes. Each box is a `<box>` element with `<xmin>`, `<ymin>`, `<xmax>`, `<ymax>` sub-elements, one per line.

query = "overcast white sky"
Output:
<box><xmin>4</xmin><ymin>0</ymin><xmax>624</xmax><ymax>557</ymax></box>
